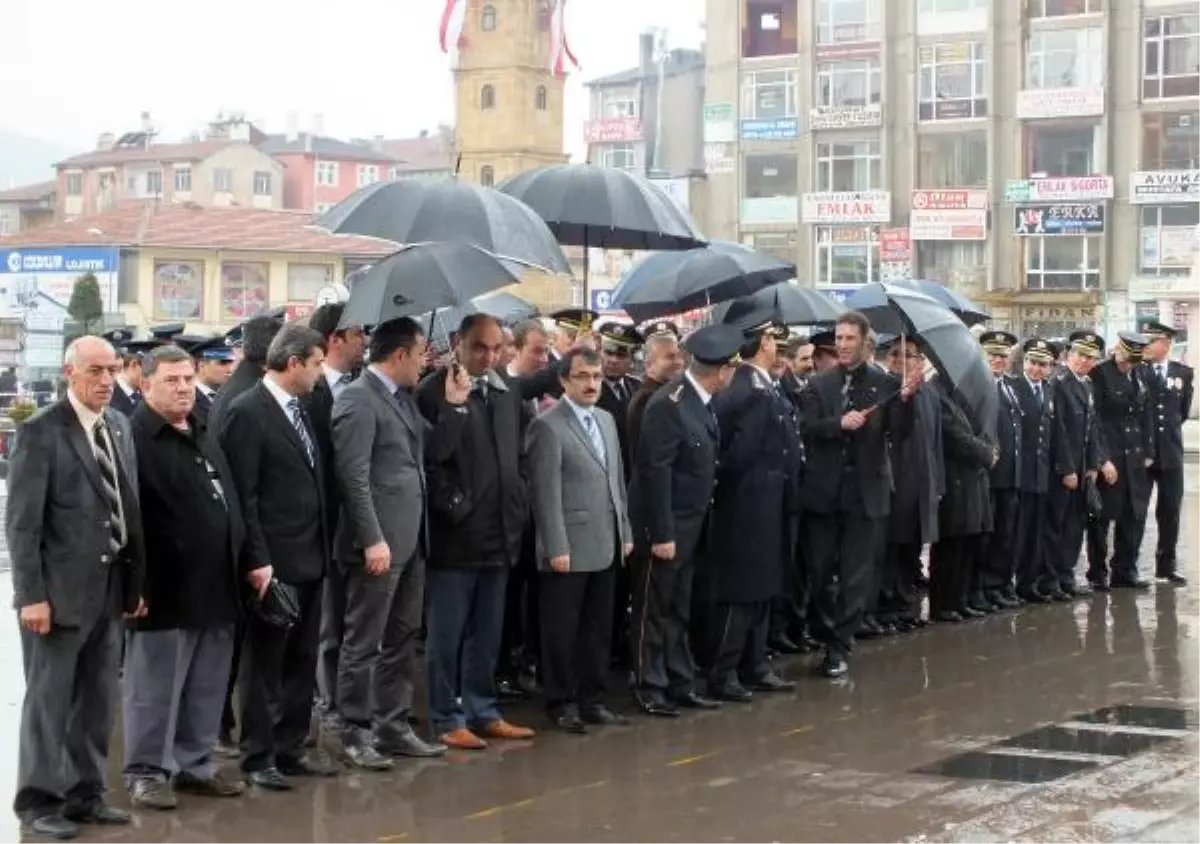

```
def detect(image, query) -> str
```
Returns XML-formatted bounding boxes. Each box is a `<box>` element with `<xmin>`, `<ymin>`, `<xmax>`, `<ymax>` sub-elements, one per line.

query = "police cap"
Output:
<box><xmin>1141</xmin><ymin>320</ymin><xmax>1177</xmax><ymax>341</ymax></box>
<box><xmin>550</xmin><ymin>308</ymin><xmax>599</xmax><ymax>334</ymax></box>
<box><xmin>642</xmin><ymin>320</ymin><xmax>680</xmax><ymax>340</ymax></box>
<box><xmin>1068</xmin><ymin>330</ymin><xmax>1105</xmax><ymax>359</ymax></box>
<box><xmin>598</xmin><ymin>322</ymin><xmax>644</xmax><ymax>349</ymax></box>
<box><xmin>682</xmin><ymin>324</ymin><xmax>745</xmax><ymax>367</ymax></box>
<box><xmin>1117</xmin><ymin>330</ymin><xmax>1150</xmax><ymax>362</ymax></box>
<box><xmin>1022</xmin><ymin>337</ymin><xmax>1056</xmax><ymax>363</ymax></box>
<box><xmin>809</xmin><ymin>328</ymin><xmax>836</xmax><ymax>352</ymax></box>
<box><xmin>979</xmin><ymin>329</ymin><xmax>1019</xmax><ymax>356</ymax></box>
<box><xmin>149</xmin><ymin>322</ymin><xmax>187</xmax><ymax>342</ymax></box>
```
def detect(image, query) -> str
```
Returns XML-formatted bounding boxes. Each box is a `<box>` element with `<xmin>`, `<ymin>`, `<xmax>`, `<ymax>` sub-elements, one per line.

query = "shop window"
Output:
<box><xmin>1024</xmin><ymin>236</ymin><xmax>1101</xmax><ymax>290</ymax></box>
<box><xmin>917</xmin><ymin>131</ymin><xmax>988</xmax><ymax>187</ymax></box>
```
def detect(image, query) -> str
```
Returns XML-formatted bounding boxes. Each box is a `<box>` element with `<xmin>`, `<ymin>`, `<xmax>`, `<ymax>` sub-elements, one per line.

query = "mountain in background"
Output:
<box><xmin>0</xmin><ymin>128</ymin><xmax>78</xmax><ymax>188</ymax></box>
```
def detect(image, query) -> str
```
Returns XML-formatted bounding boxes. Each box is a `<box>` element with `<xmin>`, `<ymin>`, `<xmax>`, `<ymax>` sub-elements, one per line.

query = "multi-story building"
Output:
<box><xmin>380</xmin><ymin>128</ymin><xmax>456</xmax><ymax>181</ymax></box>
<box><xmin>703</xmin><ymin>0</ymin><xmax>1199</xmax><ymax>344</ymax></box>
<box><xmin>55</xmin><ymin>116</ymin><xmax>284</xmax><ymax>220</ymax></box>
<box><xmin>260</xmin><ymin>133</ymin><xmax>405</xmax><ymax>213</ymax></box>
<box><xmin>0</xmin><ymin>181</ymin><xmax>55</xmax><ymax>237</ymax></box>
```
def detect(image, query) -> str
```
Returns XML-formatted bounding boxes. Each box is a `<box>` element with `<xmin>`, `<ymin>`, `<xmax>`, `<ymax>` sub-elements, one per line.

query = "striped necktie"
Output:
<box><xmin>582</xmin><ymin>412</ymin><xmax>607</xmax><ymax>467</ymax></box>
<box><xmin>92</xmin><ymin>419</ymin><xmax>127</xmax><ymax>556</ymax></box>
<box><xmin>286</xmin><ymin>398</ymin><xmax>316</xmax><ymax>466</ymax></box>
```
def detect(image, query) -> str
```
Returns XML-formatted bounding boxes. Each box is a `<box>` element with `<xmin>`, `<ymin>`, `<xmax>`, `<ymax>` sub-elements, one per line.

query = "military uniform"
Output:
<box><xmin>1011</xmin><ymin>338</ymin><xmax>1059</xmax><ymax>601</ymax></box>
<box><xmin>980</xmin><ymin>331</ymin><xmax>1024</xmax><ymax>606</ymax></box>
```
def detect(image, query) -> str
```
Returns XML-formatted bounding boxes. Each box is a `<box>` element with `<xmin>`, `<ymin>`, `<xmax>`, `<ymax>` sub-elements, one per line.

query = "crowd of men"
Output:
<box><xmin>5</xmin><ymin>300</ymin><xmax>1193</xmax><ymax>840</ymax></box>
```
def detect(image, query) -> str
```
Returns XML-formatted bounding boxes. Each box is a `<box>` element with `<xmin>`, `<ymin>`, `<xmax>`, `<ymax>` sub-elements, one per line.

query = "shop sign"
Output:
<box><xmin>1129</xmin><ymin>170</ymin><xmax>1200</xmax><ymax>204</ymax></box>
<box><xmin>1016</xmin><ymin>86</ymin><xmax>1104</xmax><ymax>119</ymax></box>
<box><xmin>702</xmin><ymin>103</ymin><xmax>736</xmax><ymax>143</ymax></box>
<box><xmin>809</xmin><ymin>104</ymin><xmax>882</xmax><ymax>131</ymax></box>
<box><xmin>910</xmin><ymin>209</ymin><xmax>987</xmax><ymax>240</ymax></box>
<box><xmin>879</xmin><ymin>228</ymin><xmax>911</xmax><ymax>262</ymax></box>
<box><xmin>1004</xmin><ymin>176</ymin><xmax>1113</xmax><ymax>202</ymax></box>
<box><xmin>1013</xmin><ymin>203</ymin><xmax>1105</xmax><ymax>236</ymax></box>
<box><xmin>802</xmin><ymin>190</ymin><xmax>891</xmax><ymax>224</ymax></box>
<box><xmin>740</xmin><ymin>118</ymin><xmax>800</xmax><ymax>140</ymax></box>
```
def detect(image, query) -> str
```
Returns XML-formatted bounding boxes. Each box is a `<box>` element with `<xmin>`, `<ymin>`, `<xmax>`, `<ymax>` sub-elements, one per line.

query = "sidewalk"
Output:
<box><xmin>1186</xmin><ymin>419</ymin><xmax>1199</xmax><ymax>455</ymax></box>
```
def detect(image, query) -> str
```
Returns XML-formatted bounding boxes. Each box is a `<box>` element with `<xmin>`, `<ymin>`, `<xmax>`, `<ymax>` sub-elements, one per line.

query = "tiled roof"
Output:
<box><xmin>382</xmin><ymin>133</ymin><xmax>455</xmax><ymax>172</ymax></box>
<box><xmin>585</xmin><ymin>49</ymin><xmax>706</xmax><ymax>88</ymax></box>
<box><xmin>0</xmin><ymin>180</ymin><xmax>55</xmax><ymax>203</ymax></box>
<box><xmin>0</xmin><ymin>201</ymin><xmax>394</xmax><ymax>256</ymax></box>
<box><xmin>57</xmin><ymin>139</ymin><xmax>238</xmax><ymax>168</ymax></box>
<box><xmin>260</xmin><ymin>133</ymin><xmax>402</xmax><ymax>163</ymax></box>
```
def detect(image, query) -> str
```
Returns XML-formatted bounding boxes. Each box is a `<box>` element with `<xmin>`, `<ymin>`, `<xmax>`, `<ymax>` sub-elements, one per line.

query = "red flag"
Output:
<box><xmin>439</xmin><ymin>0</ymin><xmax>466</xmax><ymax>53</ymax></box>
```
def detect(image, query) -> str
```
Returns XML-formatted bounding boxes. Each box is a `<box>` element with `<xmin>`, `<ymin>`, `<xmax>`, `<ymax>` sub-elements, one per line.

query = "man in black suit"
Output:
<box><xmin>8</xmin><ymin>335</ymin><xmax>147</xmax><ymax>839</ymax></box>
<box><xmin>101</xmin><ymin>329</ymin><xmax>155</xmax><ymax>417</ymax></box>
<box><xmin>626</xmin><ymin>322</ymin><xmax>684</xmax><ymax>460</ymax></box>
<box><xmin>799</xmin><ymin>310</ymin><xmax>918</xmax><ymax>678</ymax></box>
<box><xmin>627</xmin><ymin>324</ymin><xmax>743</xmax><ymax>717</ymax></box>
<box><xmin>218</xmin><ymin>323</ymin><xmax>337</xmax><ymax>791</ymax></box>
<box><xmin>1010</xmin><ymin>338</ymin><xmax>1058</xmax><ymax>601</ymax></box>
<box><xmin>977</xmin><ymin>331</ymin><xmax>1024</xmax><ymax>609</ymax></box>
<box><xmin>304</xmin><ymin>303</ymin><xmax>366</xmax><ymax>729</ymax></box>
<box><xmin>1141</xmin><ymin>321</ymin><xmax>1194</xmax><ymax>585</ymax></box>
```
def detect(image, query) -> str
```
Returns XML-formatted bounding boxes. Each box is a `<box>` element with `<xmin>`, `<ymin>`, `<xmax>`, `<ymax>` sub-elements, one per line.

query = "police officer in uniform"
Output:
<box><xmin>1011</xmin><ymin>338</ymin><xmax>1058</xmax><ymax>601</ymax></box>
<box><xmin>1087</xmin><ymin>332</ymin><xmax>1155</xmax><ymax>589</ymax></box>
<box><xmin>627</xmin><ymin>324</ymin><xmax>743</xmax><ymax>717</ymax></box>
<box><xmin>979</xmin><ymin>331</ymin><xmax>1024</xmax><ymax>608</ymax></box>
<box><xmin>175</xmin><ymin>336</ymin><xmax>237</xmax><ymax>429</ymax></box>
<box><xmin>102</xmin><ymin>329</ymin><xmax>156</xmax><ymax>417</ymax></box>
<box><xmin>548</xmin><ymin>309</ymin><xmax>600</xmax><ymax>362</ymax></box>
<box><xmin>1140</xmin><ymin>321</ymin><xmax>1193</xmax><ymax>585</ymax></box>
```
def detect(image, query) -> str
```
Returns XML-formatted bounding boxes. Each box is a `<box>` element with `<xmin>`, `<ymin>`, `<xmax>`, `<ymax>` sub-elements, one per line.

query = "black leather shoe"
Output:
<box><xmin>1018</xmin><ymin>589</ymin><xmax>1053</xmax><ymax>604</ymax></box>
<box><xmin>174</xmin><ymin>770</ymin><xmax>246</xmax><ymax>797</ymax></box>
<box><xmin>22</xmin><ymin>813</ymin><xmax>79</xmax><ymax>840</ymax></box>
<box><xmin>277</xmin><ymin>753</ymin><xmax>338</xmax><ymax>778</ymax></box>
<box><xmin>709</xmin><ymin>682</ymin><xmax>753</xmax><ymax>703</ymax></box>
<box><xmin>745</xmin><ymin>672</ymin><xmax>795</xmax><ymax>693</ymax></box>
<box><xmin>341</xmin><ymin>742</ymin><xmax>395</xmax><ymax>772</ymax></box>
<box><xmin>495</xmin><ymin>677</ymin><xmax>526</xmax><ymax>702</ymax></box>
<box><xmin>376</xmin><ymin>726</ymin><xmax>448</xmax><ymax>758</ymax></box>
<box><xmin>248</xmin><ymin>767</ymin><xmax>292</xmax><ymax>791</ymax></box>
<box><xmin>633</xmin><ymin>694</ymin><xmax>680</xmax><ymax>718</ymax></box>
<box><xmin>819</xmin><ymin>654</ymin><xmax>848</xmax><ymax>678</ymax></box>
<box><xmin>966</xmin><ymin>603</ymin><xmax>995</xmax><ymax>616</ymax></box>
<box><xmin>934</xmin><ymin>611</ymin><xmax>964</xmax><ymax>623</ymax></box>
<box><xmin>960</xmin><ymin>606</ymin><xmax>986</xmax><ymax>619</ymax></box>
<box><xmin>1111</xmin><ymin>579</ymin><xmax>1151</xmax><ymax>590</ymax></box>
<box><xmin>668</xmin><ymin>691</ymin><xmax>721</xmax><ymax>710</ymax></box>
<box><xmin>1158</xmin><ymin>571</ymin><xmax>1187</xmax><ymax>586</ymax></box>
<box><xmin>855</xmin><ymin>617</ymin><xmax>885</xmax><ymax>639</ymax></box>
<box><xmin>129</xmin><ymin>777</ymin><xmax>178</xmax><ymax>810</ymax></box>
<box><xmin>767</xmin><ymin>633</ymin><xmax>804</xmax><ymax>654</ymax></box>
<box><xmin>797</xmin><ymin>632</ymin><xmax>821</xmax><ymax>652</ymax></box>
<box><xmin>549</xmin><ymin>706</ymin><xmax>587</xmax><ymax>734</ymax></box>
<box><xmin>580</xmin><ymin>704</ymin><xmax>629</xmax><ymax>726</ymax></box>
<box><xmin>63</xmin><ymin>800</ymin><xmax>130</xmax><ymax>825</ymax></box>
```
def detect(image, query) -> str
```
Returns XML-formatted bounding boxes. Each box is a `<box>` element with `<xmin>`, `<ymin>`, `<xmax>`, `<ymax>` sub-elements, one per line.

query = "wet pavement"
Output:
<box><xmin>0</xmin><ymin>469</ymin><xmax>1196</xmax><ymax>842</ymax></box>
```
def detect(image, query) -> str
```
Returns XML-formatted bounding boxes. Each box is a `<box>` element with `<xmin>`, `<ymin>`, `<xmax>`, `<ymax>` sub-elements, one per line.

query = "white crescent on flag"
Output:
<box><xmin>549</xmin><ymin>0</ymin><xmax>580</xmax><ymax>76</ymax></box>
<box><xmin>439</xmin><ymin>0</ymin><xmax>467</xmax><ymax>53</ymax></box>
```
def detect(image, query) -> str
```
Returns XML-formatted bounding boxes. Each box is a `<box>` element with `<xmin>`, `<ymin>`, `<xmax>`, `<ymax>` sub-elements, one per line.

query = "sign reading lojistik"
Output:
<box><xmin>1012</xmin><ymin>203</ymin><xmax>1106</xmax><ymax>236</ymax></box>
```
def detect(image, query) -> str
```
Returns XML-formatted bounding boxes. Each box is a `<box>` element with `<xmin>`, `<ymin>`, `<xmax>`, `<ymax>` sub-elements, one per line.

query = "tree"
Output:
<box><xmin>68</xmin><ymin>272</ymin><xmax>104</xmax><ymax>335</ymax></box>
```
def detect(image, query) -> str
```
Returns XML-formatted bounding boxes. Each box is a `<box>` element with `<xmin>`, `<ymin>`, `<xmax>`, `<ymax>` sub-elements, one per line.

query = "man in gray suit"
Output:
<box><xmin>331</xmin><ymin>317</ymin><xmax>469</xmax><ymax>768</ymax></box>
<box><xmin>7</xmin><ymin>335</ymin><xmax>147</xmax><ymax>840</ymax></box>
<box><xmin>525</xmin><ymin>347</ymin><xmax>634</xmax><ymax>734</ymax></box>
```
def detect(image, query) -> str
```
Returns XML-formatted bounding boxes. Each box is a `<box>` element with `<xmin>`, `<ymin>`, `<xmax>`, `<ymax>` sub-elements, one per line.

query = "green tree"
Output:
<box><xmin>67</xmin><ymin>272</ymin><xmax>104</xmax><ymax>335</ymax></box>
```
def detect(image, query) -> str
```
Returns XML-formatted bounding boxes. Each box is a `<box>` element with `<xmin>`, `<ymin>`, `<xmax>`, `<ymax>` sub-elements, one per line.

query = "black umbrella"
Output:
<box><xmin>418</xmin><ymin>291</ymin><xmax>538</xmax><ymax>348</ymax></box>
<box><xmin>312</xmin><ymin>179</ymin><xmax>571</xmax><ymax>276</ymax></box>
<box><xmin>338</xmin><ymin>242</ymin><xmax>527</xmax><ymax>329</ymax></box>
<box><xmin>845</xmin><ymin>282</ymin><xmax>996</xmax><ymax>441</ymax></box>
<box><xmin>496</xmin><ymin>163</ymin><xmax>706</xmax><ymax>299</ymax></box>
<box><xmin>610</xmin><ymin>240</ymin><xmax>793</xmax><ymax>323</ymax></box>
<box><xmin>892</xmin><ymin>278</ymin><xmax>990</xmax><ymax>326</ymax></box>
<box><xmin>714</xmin><ymin>281</ymin><xmax>846</xmax><ymax>329</ymax></box>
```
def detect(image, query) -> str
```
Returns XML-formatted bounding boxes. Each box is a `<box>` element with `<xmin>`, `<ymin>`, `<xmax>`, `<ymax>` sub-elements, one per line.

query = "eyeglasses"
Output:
<box><xmin>568</xmin><ymin>372</ymin><xmax>604</xmax><ymax>383</ymax></box>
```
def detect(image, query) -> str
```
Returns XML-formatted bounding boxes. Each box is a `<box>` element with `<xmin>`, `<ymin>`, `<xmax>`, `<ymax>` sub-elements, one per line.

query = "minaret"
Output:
<box><xmin>454</xmin><ymin>0</ymin><xmax>568</xmax><ymax>185</ymax></box>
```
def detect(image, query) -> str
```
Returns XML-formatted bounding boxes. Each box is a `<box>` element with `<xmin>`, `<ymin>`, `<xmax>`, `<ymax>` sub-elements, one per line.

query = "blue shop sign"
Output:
<box><xmin>1012</xmin><ymin>203</ymin><xmax>1105</xmax><ymax>236</ymax></box>
<box><xmin>740</xmin><ymin>118</ymin><xmax>800</xmax><ymax>141</ymax></box>
<box><xmin>1</xmin><ymin>246</ymin><xmax>119</xmax><ymax>275</ymax></box>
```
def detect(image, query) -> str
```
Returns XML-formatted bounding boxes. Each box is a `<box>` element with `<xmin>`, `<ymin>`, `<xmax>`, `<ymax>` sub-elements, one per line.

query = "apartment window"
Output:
<box><xmin>481</xmin><ymin>85</ymin><xmax>496</xmax><ymax>109</ymax></box>
<box><xmin>1027</xmin><ymin>124</ymin><xmax>1099</xmax><ymax>175</ymax></box>
<box><xmin>0</xmin><ymin>209</ymin><xmax>13</xmax><ymax>236</ymax></box>
<box><xmin>253</xmin><ymin>171</ymin><xmax>272</xmax><ymax>196</ymax></box>
<box><xmin>1024</xmin><ymin>236</ymin><xmax>1101</xmax><ymax>290</ymax></box>
<box><xmin>1026</xmin><ymin>0</ymin><xmax>1103</xmax><ymax>18</ymax></box>
<box><xmin>816</xmin><ymin>0</ymin><xmax>880</xmax><ymax>45</ymax></box>
<box><xmin>287</xmin><ymin>263</ymin><xmax>334</xmax><ymax>301</ymax></box>
<box><xmin>816</xmin><ymin>140</ymin><xmax>881</xmax><ymax>192</ymax></box>
<box><xmin>917</xmin><ymin>131</ymin><xmax>988</xmax><ymax>187</ymax></box>
<box><xmin>742</xmin><ymin>2</ymin><xmax>798</xmax><ymax>58</ymax></box>
<box><xmin>480</xmin><ymin>165</ymin><xmax>495</xmax><ymax>186</ymax></box>
<box><xmin>174</xmin><ymin>167</ymin><xmax>191</xmax><ymax>192</ymax></box>
<box><xmin>816</xmin><ymin>226</ymin><xmax>880</xmax><ymax>286</ymax></box>
<box><xmin>220</xmin><ymin>262</ymin><xmax>270</xmax><ymax>321</ymax></box>
<box><xmin>146</xmin><ymin>170</ymin><xmax>163</xmax><ymax>195</ymax></box>
<box><xmin>919</xmin><ymin>42</ymin><xmax>987</xmax><ymax>121</ymax></box>
<box><xmin>316</xmin><ymin>161</ymin><xmax>338</xmax><ymax>186</ymax></box>
<box><xmin>1026</xmin><ymin>28</ymin><xmax>1103</xmax><ymax>89</ymax></box>
<box><xmin>745</xmin><ymin>153</ymin><xmax>799</xmax><ymax>198</ymax></box>
<box><xmin>599</xmin><ymin>144</ymin><xmax>636</xmax><ymax>171</ymax></box>
<box><xmin>481</xmin><ymin>4</ymin><xmax>496</xmax><ymax>31</ymax></box>
<box><xmin>1143</xmin><ymin>14</ymin><xmax>1200</xmax><ymax>100</ymax></box>
<box><xmin>742</xmin><ymin>69</ymin><xmax>798</xmax><ymax>119</ymax></box>
<box><xmin>916</xmin><ymin>242</ymin><xmax>987</xmax><ymax>283</ymax></box>
<box><xmin>603</xmin><ymin>96</ymin><xmax>637</xmax><ymax>118</ymax></box>
<box><xmin>213</xmin><ymin>168</ymin><xmax>233</xmax><ymax>192</ymax></box>
<box><xmin>1139</xmin><ymin>204</ymin><xmax>1200</xmax><ymax>277</ymax></box>
<box><xmin>535</xmin><ymin>85</ymin><xmax>547</xmax><ymax>110</ymax></box>
<box><xmin>357</xmin><ymin>165</ymin><xmax>379</xmax><ymax>187</ymax></box>
<box><xmin>1142</xmin><ymin>111</ymin><xmax>1199</xmax><ymax>169</ymax></box>
<box><xmin>817</xmin><ymin>60</ymin><xmax>880</xmax><ymax>110</ymax></box>
<box><xmin>65</xmin><ymin>173</ymin><xmax>82</xmax><ymax>196</ymax></box>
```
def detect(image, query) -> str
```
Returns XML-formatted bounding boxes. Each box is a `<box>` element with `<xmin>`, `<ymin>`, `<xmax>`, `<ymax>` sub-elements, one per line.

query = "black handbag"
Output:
<box><xmin>253</xmin><ymin>578</ymin><xmax>300</xmax><ymax>629</ymax></box>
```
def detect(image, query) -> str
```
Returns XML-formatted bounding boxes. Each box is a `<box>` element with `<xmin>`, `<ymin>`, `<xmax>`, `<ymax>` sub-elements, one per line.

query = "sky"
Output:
<box><xmin>2</xmin><ymin>0</ymin><xmax>704</xmax><ymax>165</ymax></box>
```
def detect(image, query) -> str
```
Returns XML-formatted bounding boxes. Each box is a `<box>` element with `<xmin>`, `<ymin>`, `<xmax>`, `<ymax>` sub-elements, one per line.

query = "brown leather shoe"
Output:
<box><xmin>479</xmin><ymin>719</ymin><xmax>535</xmax><ymax>740</ymax></box>
<box><xmin>440</xmin><ymin>727</ymin><xmax>487</xmax><ymax>750</ymax></box>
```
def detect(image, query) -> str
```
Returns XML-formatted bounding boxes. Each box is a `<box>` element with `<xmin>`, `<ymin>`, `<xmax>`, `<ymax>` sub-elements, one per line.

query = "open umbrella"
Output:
<box><xmin>713</xmin><ymin>281</ymin><xmax>846</xmax><ymax>329</ymax></box>
<box><xmin>610</xmin><ymin>241</ymin><xmax>793</xmax><ymax>323</ymax></box>
<box><xmin>312</xmin><ymin>179</ymin><xmax>571</xmax><ymax>276</ymax></box>
<box><xmin>845</xmin><ymin>282</ymin><xmax>996</xmax><ymax>441</ymax></box>
<box><xmin>418</xmin><ymin>291</ymin><xmax>538</xmax><ymax>348</ymax></box>
<box><xmin>892</xmin><ymin>278</ymin><xmax>990</xmax><ymax>326</ymax></box>
<box><xmin>496</xmin><ymin>163</ymin><xmax>706</xmax><ymax>299</ymax></box>
<box><xmin>338</xmin><ymin>243</ymin><xmax>528</xmax><ymax>329</ymax></box>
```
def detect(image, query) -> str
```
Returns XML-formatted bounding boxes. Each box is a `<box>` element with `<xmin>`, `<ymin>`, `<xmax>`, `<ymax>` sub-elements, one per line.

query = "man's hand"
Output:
<box><xmin>623</xmin><ymin>542</ymin><xmax>634</xmax><ymax>558</ymax></box>
<box><xmin>445</xmin><ymin>365</ymin><xmax>471</xmax><ymax>406</ymax></box>
<box><xmin>991</xmin><ymin>447</ymin><xmax>1000</xmax><ymax>468</ymax></box>
<box><xmin>19</xmin><ymin>601</ymin><xmax>52</xmax><ymax>635</ymax></box>
<box><xmin>365</xmin><ymin>541</ymin><xmax>391</xmax><ymax>576</ymax></box>
<box><xmin>247</xmin><ymin>565</ymin><xmax>273</xmax><ymax>598</ymax></box>
<box><xmin>549</xmin><ymin>554</ymin><xmax>570</xmax><ymax>573</ymax></box>
<box><xmin>1062</xmin><ymin>473</ymin><xmax>1079</xmax><ymax>490</ymax></box>
<box><xmin>123</xmin><ymin>597</ymin><xmax>148</xmax><ymax>620</ymax></box>
<box><xmin>1146</xmin><ymin>457</ymin><xmax>1154</xmax><ymax>468</ymax></box>
<box><xmin>841</xmin><ymin>410</ymin><xmax>867</xmax><ymax>431</ymax></box>
<box><xmin>900</xmin><ymin>374</ymin><xmax>921</xmax><ymax>400</ymax></box>
<box><xmin>1085</xmin><ymin>469</ymin><xmax>1098</xmax><ymax>483</ymax></box>
<box><xmin>651</xmin><ymin>542</ymin><xmax>676</xmax><ymax>561</ymax></box>
<box><xmin>1100</xmin><ymin>461</ymin><xmax>1118</xmax><ymax>485</ymax></box>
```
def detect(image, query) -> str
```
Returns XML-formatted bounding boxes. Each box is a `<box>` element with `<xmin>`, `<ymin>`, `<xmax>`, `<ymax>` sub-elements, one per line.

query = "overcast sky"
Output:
<box><xmin>3</xmin><ymin>0</ymin><xmax>704</xmax><ymax>159</ymax></box>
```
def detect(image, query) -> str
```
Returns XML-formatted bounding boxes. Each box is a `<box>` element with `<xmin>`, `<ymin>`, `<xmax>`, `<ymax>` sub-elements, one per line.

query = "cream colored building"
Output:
<box><xmin>703</xmin><ymin>0</ymin><xmax>1199</xmax><ymax>347</ymax></box>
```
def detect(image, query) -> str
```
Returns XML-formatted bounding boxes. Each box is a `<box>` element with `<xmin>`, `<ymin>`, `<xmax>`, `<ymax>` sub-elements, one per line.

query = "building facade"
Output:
<box><xmin>261</xmin><ymin>133</ymin><xmax>405</xmax><ymax>213</ymax></box>
<box><xmin>703</xmin><ymin>0</ymin><xmax>1199</xmax><ymax>345</ymax></box>
<box><xmin>0</xmin><ymin>181</ymin><xmax>55</xmax><ymax>237</ymax></box>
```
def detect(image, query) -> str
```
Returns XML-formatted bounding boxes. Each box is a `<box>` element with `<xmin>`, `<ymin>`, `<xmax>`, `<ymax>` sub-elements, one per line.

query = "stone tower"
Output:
<box><xmin>454</xmin><ymin>0</ymin><xmax>567</xmax><ymax>186</ymax></box>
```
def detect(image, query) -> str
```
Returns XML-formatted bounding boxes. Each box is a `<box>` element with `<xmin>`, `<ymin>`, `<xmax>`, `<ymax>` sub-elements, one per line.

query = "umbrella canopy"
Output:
<box><xmin>419</xmin><ymin>291</ymin><xmax>538</xmax><ymax>348</ymax></box>
<box><xmin>496</xmin><ymin>163</ymin><xmax>706</xmax><ymax>252</ymax></box>
<box><xmin>611</xmin><ymin>241</ymin><xmax>794</xmax><ymax>323</ymax></box>
<box><xmin>845</xmin><ymin>282</ymin><xmax>996</xmax><ymax>441</ymax></box>
<box><xmin>338</xmin><ymin>243</ymin><xmax>526</xmax><ymax>329</ymax></box>
<box><xmin>892</xmin><ymin>278</ymin><xmax>990</xmax><ymax>326</ymax></box>
<box><xmin>714</xmin><ymin>281</ymin><xmax>846</xmax><ymax>329</ymax></box>
<box><xmin>312</xmin><ymin>179</ymin><xmax>571</xmax><ymax>276</ymax></box>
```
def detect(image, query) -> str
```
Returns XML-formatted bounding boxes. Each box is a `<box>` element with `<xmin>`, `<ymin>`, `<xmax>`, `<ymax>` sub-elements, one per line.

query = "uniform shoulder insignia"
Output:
<box><xmin>750</xmin><ymin>370</ymin><xmax>769</xmax><ymax>390</ymax></box>
<box><xmin>670</xmin><ymin>385</ymin><xmax>684</xmax><ymax>403</ymax></box>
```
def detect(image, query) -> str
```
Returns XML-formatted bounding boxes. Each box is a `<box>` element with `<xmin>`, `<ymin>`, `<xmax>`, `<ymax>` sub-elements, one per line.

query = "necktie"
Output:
<box><xmin>1158</xmin><ymin>363</ymin><xmax>1168</xmax><ymax>385</ymax></box>
<box><xmin>582</xmin><ymin>412</ymin><xmax>606</xmax><ymax>467</ymax></box>
<box><xmin>609</xmin><ymin>379</ymin><xmax>625</xmax><ymax>403</ymax></box>
<box><xmin>706</xmin><ymin>401</ymin><xmax>721</xmax><ymax>440</ymax></box>
<box><xmin>287</xmin><ymin>398</ymin><xmax>316</xmax><ymax>466</ymax></box>
<box><xmin>1034</xmin><ymin>382</ymin><xmax>1044</xmax><ymax>407</ymax></box>
<box><xmin>92</xmin><ymin>420</ymin><xmax>127</xmax><ymax>556</ymax></box>
<box><xmin>131</xmin><ymin>390</ymin><xmax>142</xmax><ymax>406</ymax></box>
<box><xmin>473</xmin><ymin>376</ymin><xmax>489</xmax><ymax>402</ymax></box>
<box><xmin>338</xmin><ymin>372</ymin><xmax>353</xmax><ymax>386</ymax></box>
